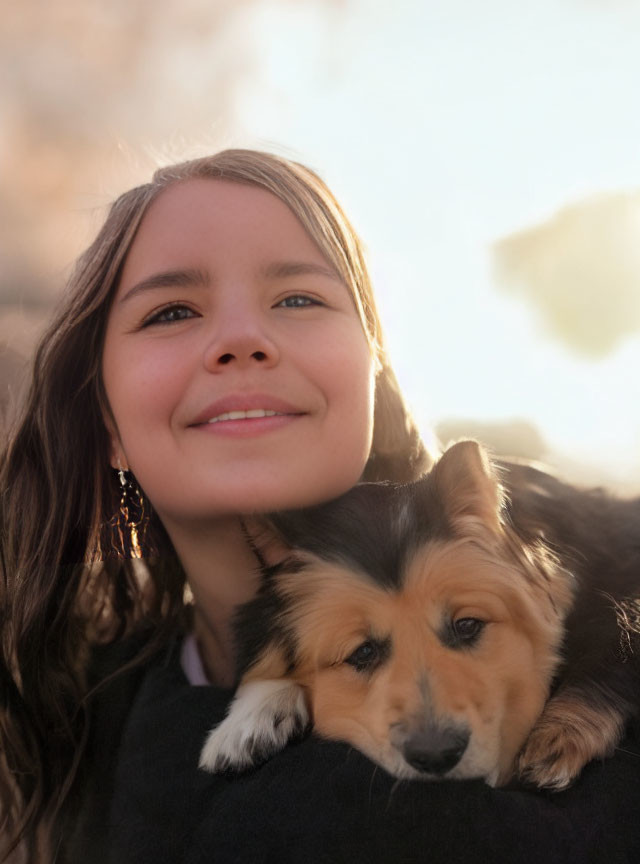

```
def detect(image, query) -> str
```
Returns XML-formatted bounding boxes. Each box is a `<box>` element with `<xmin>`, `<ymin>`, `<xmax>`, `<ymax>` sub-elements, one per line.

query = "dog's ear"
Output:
<box><xmin>241</xmin><ymin>516</ymin><xmax>293</xmax><ymax>568</ymax></box>
<box><xmin>431</xmin><ymin>440</ymin><xmax>505</xmax><ymax>534</ymax></box>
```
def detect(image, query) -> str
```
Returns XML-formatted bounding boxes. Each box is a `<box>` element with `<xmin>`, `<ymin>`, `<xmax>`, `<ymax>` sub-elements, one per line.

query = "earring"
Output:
<box><xmin>108</xmin><ymin>466</ymin><xmax>148</xmax><ymax>559</ymax></box>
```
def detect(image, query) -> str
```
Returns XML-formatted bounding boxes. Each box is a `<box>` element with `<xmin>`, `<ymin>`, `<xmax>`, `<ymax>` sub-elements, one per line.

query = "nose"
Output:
<box><xmin>202</xmin><ymin>304</ymin><xmax>280</xmax><ymax>371</ymax></box>
<box><xmin>401</xmin><ymin>724</ymin><xmax>470</xmax><ymax>776</ymax></box>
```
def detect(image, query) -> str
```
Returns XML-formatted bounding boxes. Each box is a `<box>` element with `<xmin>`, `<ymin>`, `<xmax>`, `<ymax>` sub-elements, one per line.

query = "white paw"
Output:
<box><xmin>199</xmin><ymin>679</ymin><xmax>309</xmax><ymax>773</ymax></box>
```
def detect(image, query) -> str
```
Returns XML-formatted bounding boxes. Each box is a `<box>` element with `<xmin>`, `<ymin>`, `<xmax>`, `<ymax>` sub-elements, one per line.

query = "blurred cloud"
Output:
<box><xmin>2</xmin><ymin>0</ymin><xmax>639</xmax><ymax>484</ymax></box>
<box><xmin>436</xmin><ymin>418</ymin><xmax>548</xmax><ymax>462</ymax></box>
<box><xmin>493</xmin><ymin>190</ymin><xmax>640</xmax><ymax>357</ymax></box>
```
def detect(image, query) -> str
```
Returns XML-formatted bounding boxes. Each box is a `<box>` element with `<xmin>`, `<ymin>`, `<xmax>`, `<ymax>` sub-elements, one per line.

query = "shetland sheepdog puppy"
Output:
<box><xmin>199</xmin><ymin>441</ymin><xmax>640</xmax><ymax>790</ymax></box>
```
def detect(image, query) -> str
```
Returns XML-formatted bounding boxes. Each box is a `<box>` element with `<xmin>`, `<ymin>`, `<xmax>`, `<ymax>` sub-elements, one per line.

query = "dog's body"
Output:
<box><xmin>200</xmin><ymin>441</ymin><xmax>640</xmax><ymax>790</ymax></box>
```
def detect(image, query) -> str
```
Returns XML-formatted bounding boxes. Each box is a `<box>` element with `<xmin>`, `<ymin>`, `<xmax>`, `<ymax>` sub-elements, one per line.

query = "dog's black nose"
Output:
<box><xmin>402</xmin><ymin>727</ymin><xmax>470</xmax><ymax>775</ymax></box>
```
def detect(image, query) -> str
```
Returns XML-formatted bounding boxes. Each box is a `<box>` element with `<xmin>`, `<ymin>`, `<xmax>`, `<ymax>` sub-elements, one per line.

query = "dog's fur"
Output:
<box><xmin>199</xmin><ymin>441</ymin><xmax>640</xmax><ymax>790</ymax></box>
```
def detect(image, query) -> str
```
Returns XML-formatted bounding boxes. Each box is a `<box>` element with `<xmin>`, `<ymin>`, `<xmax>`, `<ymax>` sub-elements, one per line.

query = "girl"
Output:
<box><xmin>1</xmin><ymin>150</ymin><xmax>639</xmax><ymax>864</ymax></box>
<box><xmin>0</xmin><ymin>149</ymin><xmax>428</xmax><ymax>861</ymax></box>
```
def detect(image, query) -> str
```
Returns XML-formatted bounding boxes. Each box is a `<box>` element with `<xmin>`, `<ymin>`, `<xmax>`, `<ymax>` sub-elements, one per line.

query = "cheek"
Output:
<box><xmin>315</xmin><ymin>350</ymin><xmax>375</xmax><ymax>497</ymax></box>
<box><xmin>496</xmin><ymin>632</ymin><xmax>552</xmax><ymax>750</ymax></box>
<box><xmin>311</xmin><ymin>669</ymin><xmax>389</xmax><ymax>747</ymax></box>
<box><xmin>102</xmin><ymin>339</ymin><xmax>188</xmax><ymax>447</ymax></box>
<box><xmin>432</xmin><ymin>630</ymin><xmax>549</xmax><ymax>758</ymax></box>
<box><xmin>319</xmin><ymin>328</ymin><xmax>376</xmax><ymax>442</ymax></box>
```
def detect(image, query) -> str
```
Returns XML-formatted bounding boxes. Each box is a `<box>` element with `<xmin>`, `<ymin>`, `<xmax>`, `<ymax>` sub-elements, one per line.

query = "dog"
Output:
<box><xmin>199</xmin><ymin>440</ymin><xmax>640</xmax><ymax>790</ymax></box>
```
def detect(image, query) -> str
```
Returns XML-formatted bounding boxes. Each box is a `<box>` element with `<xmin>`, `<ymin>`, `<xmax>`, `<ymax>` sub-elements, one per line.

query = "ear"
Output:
<box><xmin>103</xmin><ymin>417</ymin><xmax>128</xmax><ymax>472</ymax></box>
<box><xmin>432</xmin><ymin>440</ymin><xmax>504</xmax><ymax>534</ymax></box>
<box><xmin>109</xmin><ymin>445</ymin><xmax>128</xmax><ymax>472</ymax></box>
<box><xmin>242</xmin><ymin>516</ymin><xmax>293</xmax><ymax>567</ymax></box>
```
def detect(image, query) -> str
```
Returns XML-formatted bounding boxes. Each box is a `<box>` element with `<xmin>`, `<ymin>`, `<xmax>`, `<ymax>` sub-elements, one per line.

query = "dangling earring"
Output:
<box><xmin>109</xmin><ymin>465</ymin><xmax>148</xmax><ymax>559</ymax></box>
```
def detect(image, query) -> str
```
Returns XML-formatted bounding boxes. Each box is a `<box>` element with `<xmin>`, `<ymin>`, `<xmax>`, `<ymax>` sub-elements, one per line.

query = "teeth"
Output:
<box><xmin>207</xmin><ymin>409</ymin><xmax>282</xmax><ymax>424</ymax></box>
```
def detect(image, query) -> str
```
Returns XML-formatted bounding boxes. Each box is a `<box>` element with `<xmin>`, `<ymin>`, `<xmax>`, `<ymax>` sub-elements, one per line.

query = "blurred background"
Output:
<box><xmin>2</xmin><ymin>0</ymin><xmax>639</xmax><ymax>490</ymax></box>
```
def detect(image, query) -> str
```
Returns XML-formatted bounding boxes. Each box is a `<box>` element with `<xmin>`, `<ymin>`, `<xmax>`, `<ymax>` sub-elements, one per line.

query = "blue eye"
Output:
<box><xmin>276</xmin><ymin>295</ymin><xmax>322</xmax><ymax>308</ymax></box>
<box><xmin>142</xmin><ymin>305</ymin><xmax>197</xmax><ymax>327</ymax></box>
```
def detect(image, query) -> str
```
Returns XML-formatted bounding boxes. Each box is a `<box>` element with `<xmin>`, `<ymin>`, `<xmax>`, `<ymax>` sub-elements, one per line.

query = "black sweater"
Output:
<box><xmin>63</xmin><ymin>637</ymin><xmax>640</xmax><ymax>864</ymax></box>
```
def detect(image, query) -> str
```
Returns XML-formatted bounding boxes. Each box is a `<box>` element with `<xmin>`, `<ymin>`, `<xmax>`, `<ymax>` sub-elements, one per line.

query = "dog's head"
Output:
<box><xmin>237</xmin><ymin>441</ymin><xmax>574</xmax><ymax>785</ymax></box>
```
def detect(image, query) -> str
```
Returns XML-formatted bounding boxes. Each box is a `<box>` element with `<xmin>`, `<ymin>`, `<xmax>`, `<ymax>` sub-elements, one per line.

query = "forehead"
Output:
<box><xmin>117</xmin><ymin>178</ymin><xmax>335</xmax><ymax>293</ymax></box>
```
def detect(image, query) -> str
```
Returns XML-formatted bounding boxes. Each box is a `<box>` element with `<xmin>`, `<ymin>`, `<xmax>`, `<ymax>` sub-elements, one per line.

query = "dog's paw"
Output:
<box><xmin>518</xmin><ymin>691</ymin><xmax>623</xmax><ymax>790</ymax></box>
<box><xmin>199</xmin><ymin>679</ymin><xmax>309</xmax><ymax>773</ymax></box>
<box><xmin>518</xmin><ymin>721</ymin><xmax>591</xmax><ymax>791</ymax></box>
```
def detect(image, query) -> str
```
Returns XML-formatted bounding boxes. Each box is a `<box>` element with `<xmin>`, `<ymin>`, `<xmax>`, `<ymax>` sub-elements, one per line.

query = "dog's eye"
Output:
<box><xmin>452</xmin><ymin>617</ymin><xmax>485</xmax><ymax>644</ymax></box>
<box><xmin>344</xmin><ymin>638</ymin><xmax>390</xmax><ymax>673</ymax></box>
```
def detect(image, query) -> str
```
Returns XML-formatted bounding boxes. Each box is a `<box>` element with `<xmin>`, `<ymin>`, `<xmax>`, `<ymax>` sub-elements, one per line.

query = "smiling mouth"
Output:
<box><xmin>206</xmin><ymin>409</ymin><xmax>288</xmax><ymax>424</ymax></box>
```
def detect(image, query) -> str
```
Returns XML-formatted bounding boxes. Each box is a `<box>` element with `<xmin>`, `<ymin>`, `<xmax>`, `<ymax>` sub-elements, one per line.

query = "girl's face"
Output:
<box><xmin>102</xmin><ymin>179</ymin><xmax>375</xmax><ymax>533</ymax></box>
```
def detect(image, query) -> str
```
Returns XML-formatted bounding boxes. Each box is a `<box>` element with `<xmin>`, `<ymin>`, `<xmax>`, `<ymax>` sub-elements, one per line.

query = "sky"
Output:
<box><xmin>3</xmin><ymin>0</ymin><xmax>639</xmax><ymax>488</ymax></box>
<box><xmin>223</xmin><ymin>0</ymin><xmax>640</xmax><ymax>487</ymax></box>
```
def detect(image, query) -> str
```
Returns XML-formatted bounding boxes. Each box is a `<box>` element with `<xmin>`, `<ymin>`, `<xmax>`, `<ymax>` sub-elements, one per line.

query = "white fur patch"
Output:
<box><xmin>199</xmin><ymin>679</ymin><xmax>309</xmax><ymax>773</ymax></box>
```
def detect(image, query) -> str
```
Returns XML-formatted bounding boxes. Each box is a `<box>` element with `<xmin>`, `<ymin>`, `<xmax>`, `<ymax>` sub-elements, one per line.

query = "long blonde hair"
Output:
<box><xmin>0</xmin><ymin>149</ymin><xmax>430</xmax><ymax>860</ymax></box>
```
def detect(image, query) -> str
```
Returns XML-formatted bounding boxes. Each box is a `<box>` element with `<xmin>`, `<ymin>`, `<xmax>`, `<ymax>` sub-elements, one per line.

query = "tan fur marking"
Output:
<box><xmin>518</xmin><ymin>689</ymin><xmax>625</xmax><ymax>790</ymax></box>
<box><xmin>261</xmin><ymin>534</ymin><xmax>570</xmax><ymax>784</ymax></box>
<box><xmin>244</xmin><ymin>643</ymin><xmax>289</xmax><ymax>682</ymax></box>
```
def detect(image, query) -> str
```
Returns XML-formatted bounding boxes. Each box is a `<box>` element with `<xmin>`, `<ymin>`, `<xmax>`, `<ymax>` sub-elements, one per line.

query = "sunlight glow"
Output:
<box><xmin>232</xmin><ymin>0</ymin><xmax>640</xmax><ymax>488</ymax></box>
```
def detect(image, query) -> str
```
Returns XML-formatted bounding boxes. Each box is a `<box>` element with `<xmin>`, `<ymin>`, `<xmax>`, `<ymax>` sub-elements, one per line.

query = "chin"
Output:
<box><xmin>235</xmin><ymin>464</ymin><xmax>368</xmax><ymax>515</ymax></box>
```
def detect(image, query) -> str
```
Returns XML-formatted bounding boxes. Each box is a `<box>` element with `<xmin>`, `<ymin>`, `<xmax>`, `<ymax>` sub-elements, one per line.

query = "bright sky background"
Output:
<box><xmin>216</xmin><ymin>0</ymin><xmax>640</xmax><ymax>488</ymax></box>
<box><xmin>3</xmin><ymin>0</ymin><xmax>638</xmax><ymax>489</ymax></box>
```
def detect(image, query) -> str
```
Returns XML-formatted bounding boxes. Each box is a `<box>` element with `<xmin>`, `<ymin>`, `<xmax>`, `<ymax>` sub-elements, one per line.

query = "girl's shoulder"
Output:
<box><xmin>60</xmin><ymin>631</ymin><xmax>188</xmax><ymax>863</ymax></box>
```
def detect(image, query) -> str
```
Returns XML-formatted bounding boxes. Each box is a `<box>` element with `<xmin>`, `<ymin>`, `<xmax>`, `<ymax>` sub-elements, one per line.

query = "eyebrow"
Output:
<box><xmin>118</xmin><ymin>268</ymin><xmax>209</xmax><ymax>304</ymax></box>
<box><xmin>118</xmin><ymin>260</ymin><xmax>342</xmax><ymax>305</ymax></box>
<box><xmin>261</xmin><ymin>260</ymin><xmax>342</xmax><ymax>283</ymax></box>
